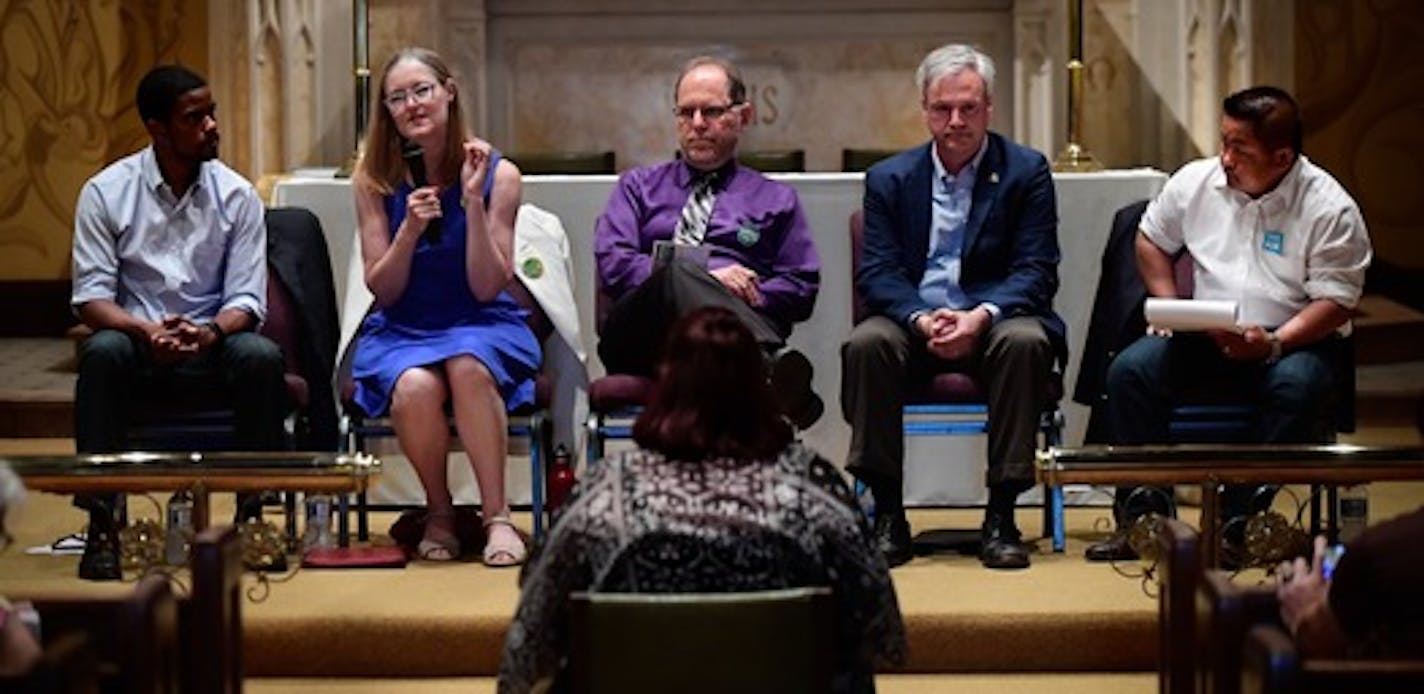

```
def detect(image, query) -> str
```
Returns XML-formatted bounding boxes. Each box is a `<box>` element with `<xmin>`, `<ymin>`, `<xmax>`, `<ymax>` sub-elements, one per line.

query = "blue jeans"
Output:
<box><xmin>1104</xmin><ymin>333</ymin><xmax>1340</xmax><ymax>523</ymax></box>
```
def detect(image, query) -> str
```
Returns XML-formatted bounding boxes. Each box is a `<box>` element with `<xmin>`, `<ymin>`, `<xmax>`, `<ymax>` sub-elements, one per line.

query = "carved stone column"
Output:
<box><xmin>209</xmin><ymin>0</ymin><xmax>355</xmax><ymax>190</ymax></box>
<box><xmin>1013</xmin><ymin>0</ymin><xmax>1064</xmax><ymax>158</ymax></box>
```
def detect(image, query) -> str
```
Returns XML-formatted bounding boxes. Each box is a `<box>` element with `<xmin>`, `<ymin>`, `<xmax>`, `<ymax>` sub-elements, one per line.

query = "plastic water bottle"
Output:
<box><xmin>546</xmin><ymin>445</ymin><xmax>576</xmax><ymax>525</ymax></box>
<box><xmin>303</xmin><ymin>494</ymin><xmax>335</xmax><ymax>549</ymax></box>
<box><xmin>1338</xmin><ymin>484</ymin><xmax>1369</xmax><ymax>544</ymax></box>
<box><xmin>165</xmin><ymin>490</ymin><xmax>194</xmax><ymax>565</ymax></box>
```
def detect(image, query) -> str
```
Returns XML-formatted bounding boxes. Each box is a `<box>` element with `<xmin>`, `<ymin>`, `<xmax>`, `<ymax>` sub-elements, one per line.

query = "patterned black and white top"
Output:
<box><xmin>498</xmin><ymin>443</ymin><xmax>907</xmax><ymax>693</ymax></box>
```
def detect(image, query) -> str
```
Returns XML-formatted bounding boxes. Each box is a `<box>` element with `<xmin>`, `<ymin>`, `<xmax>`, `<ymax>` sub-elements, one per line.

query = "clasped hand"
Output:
<box><xmin>147</xmin><ymin>315</ymin><xmax>215</xmax><ymax>364</ymax></box>
<box><xmin>919</xmin><ymin>307</ymin><xmax>988</xmax><ymax>361</ymax></box>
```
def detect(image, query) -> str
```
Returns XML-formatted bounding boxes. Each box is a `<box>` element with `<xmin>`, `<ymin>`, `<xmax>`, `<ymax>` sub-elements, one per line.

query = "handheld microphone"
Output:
<box><xmin>400</xmin><ymin>140</ymin><xmax>442</xmax><ymax>245</ymax></box>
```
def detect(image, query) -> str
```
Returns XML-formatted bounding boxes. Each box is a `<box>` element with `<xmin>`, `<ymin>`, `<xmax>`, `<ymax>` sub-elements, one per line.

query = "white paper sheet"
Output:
<box><xmin>1144</xmin><ymin>298</ymin><xmax>1240</xmax><ymax>331</ymax></box>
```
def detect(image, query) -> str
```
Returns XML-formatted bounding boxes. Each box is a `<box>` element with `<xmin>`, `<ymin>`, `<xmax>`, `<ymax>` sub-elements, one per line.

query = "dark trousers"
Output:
<box><xmin>598</xmin><ymin>257</ymin><xmax>787</xmax><ymax>377</ymax></box>
<box><xmin>1105</xmin><ymin>333</ymin><xmax>1340</xmax><ymax>522</ymax></box>
<box><xmin>75</xmin><ymin>329</ymin><xmax>288</xmax><ymax>453</ymax></box>
<box><xmin>74</xmin><ymin>328</ymin><xmax>288</xmax><ymax>525</ymax></box>
<box><xmin>840</xmin><ymin>315</ymin><xmax>1053</xmax><ymax>495</ymax></box>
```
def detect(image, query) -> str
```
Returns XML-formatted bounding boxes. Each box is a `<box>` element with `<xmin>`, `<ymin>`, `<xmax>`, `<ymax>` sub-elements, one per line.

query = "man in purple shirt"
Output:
<box><xmin>594</xmin><ymin>55</ymin><xmax>823</xmax><ymax>427</ymax></box>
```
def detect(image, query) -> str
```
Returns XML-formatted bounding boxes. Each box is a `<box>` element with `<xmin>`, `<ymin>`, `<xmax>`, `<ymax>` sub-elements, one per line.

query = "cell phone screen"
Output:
<box><xmin>1322</xmin><ymin>544</ymin><xmax>1346</xmax><ymax>580</ymax></box>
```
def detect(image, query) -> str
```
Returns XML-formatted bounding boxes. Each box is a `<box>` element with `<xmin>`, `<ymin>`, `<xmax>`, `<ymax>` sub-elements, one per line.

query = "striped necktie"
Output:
<box><xmin>673</xmin><ymin>171</ymin><xmax>718</xmax><ymax>246</ymax></box>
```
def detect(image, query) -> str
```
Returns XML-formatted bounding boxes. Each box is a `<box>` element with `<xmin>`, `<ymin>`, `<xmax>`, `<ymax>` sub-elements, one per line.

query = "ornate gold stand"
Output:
<box><xmin>1053</xmin><ymin>59</ymin><xmax>1102</xmax><ymax>172</ymax></box>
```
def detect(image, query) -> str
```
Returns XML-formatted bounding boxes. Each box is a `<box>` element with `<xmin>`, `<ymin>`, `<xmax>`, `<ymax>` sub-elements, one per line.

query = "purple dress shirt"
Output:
<box><xmin>594</xmin><ymin>160</ymin><xmax>820</xmax><ymax>332</ymax></box>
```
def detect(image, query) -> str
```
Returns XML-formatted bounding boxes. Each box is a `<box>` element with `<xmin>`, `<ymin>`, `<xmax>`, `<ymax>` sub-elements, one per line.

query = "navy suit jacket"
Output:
<box><xmin>856</xmin><ymin>133</ymin><xmax>1066</xmax><ymax>361</ymax></box>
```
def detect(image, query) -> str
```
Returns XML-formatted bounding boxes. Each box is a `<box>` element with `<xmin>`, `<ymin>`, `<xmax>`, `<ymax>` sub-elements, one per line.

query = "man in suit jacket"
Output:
<box><xmin>842</xmin><ymin>44</ymin><xmax>1063</xmax><ymax>569</ymax></box>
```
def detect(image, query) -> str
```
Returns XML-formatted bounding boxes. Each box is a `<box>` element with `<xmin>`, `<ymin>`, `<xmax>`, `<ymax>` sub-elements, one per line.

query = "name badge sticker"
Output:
<box><xmin>1262</xmin><ymin>230</ymin><xmax>1284</xmax><ymax>256</ymax></box>
<box><xmin>736</xmin><ymin>224</ymin><xmax>761</xmax><ymax>247</ymax></box>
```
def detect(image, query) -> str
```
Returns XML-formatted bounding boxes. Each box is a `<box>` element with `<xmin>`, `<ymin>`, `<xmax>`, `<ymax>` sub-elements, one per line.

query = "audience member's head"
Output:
<box><xmin>357</xmin><ymin>47</ymin><xmax>469</xmax><ymax>194</ymax></box>
<box><xmin>672</xmin><ymin>56</ymin><xmax>752</xmax><ymax>172</ymax></box>
<box><xmin>0</xmin><ymin>462</ymin><xmax>23</xmax><ymax>552</ymax></box>
<box><xmin>1220</xmin><ymin>86</ymin><xmax>1300</xmax><ymax>197</ymax></box>
<box><xmin>137</xmin><ymin>65</ymin><xmax>218</xmax><ymax>162</ymax></box>
<box><xmin>634</xmin><ymin>306</ymin><xmax>791</xmax><ymax>462</ymax></box>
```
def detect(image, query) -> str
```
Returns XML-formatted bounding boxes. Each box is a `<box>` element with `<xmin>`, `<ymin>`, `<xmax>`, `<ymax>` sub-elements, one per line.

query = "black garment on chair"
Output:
<box><xmin>1074</xmin><ymin>199</ymin><xmax>1149</xmax><ymax>444</ymax></box>
<box><xmin>266</xmin><ymin>207</ymin><xmax>340</xmax><ymax>450</ymax></box>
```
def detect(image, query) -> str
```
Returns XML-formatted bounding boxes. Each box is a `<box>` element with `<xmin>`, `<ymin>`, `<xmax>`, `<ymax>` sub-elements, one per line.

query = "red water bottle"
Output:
<box><xmin>546</xmin><ymin>444</ymin><xmax>576</xmax><ymax>525</ymax></box>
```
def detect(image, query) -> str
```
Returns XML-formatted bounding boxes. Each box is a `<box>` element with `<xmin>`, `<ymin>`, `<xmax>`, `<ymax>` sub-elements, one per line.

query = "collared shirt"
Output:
<box><xmin>72</xmin><ymin>146</ymin><xmax>267</xmax><ymax>324</ymax></box>
<box><xmin>918</xmin><ymin>139</ymin><xmax>986</xmax><ymax>310</ymax></box>
<box><xmin>594</xmin><ymin>160</ymin><xmax>821</xmax><ymax>331</ymax></box>
<box><xmin>1141</xmin><ymin>155</ymin><xmax>1371</xmax><ymax>328</ymax></box>
<box><xmin>498</xmin><ymin>443</ymin><xmax>906</xmax><ymax>694</ymax></box>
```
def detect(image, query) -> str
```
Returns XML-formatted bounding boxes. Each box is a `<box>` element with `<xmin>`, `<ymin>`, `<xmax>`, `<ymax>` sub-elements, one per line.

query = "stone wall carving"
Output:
<box><xmin>0</xmin><ymin>0</ymin><xmax>203</xmax><ymax>280</ymax></box>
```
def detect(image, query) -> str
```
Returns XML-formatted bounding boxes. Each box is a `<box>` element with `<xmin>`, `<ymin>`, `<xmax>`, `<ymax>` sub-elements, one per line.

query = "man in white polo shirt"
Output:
<box><xmin>1087</xmin><ymin>86</ymin><xmax>1372</xmax><ymax>562</ymax></box>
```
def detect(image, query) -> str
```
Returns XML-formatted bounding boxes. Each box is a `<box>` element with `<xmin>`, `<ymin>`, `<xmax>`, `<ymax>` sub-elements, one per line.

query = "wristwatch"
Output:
<box><xmin>206</xmin><ymin>321</ymin><xmax>227</xmax><ymax>343</ymax></box>
<box><xmin>1265</xmin><ymin>331</ymin><xmax>1283</xmax><ymax>364</ymax></box>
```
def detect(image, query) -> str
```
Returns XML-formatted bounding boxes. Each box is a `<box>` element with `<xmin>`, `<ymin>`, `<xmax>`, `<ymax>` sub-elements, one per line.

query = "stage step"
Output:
<box><xmin>1353</xmin><ymin>294</ymin><xmax>1424</xmax><ymax>366</ymax></box>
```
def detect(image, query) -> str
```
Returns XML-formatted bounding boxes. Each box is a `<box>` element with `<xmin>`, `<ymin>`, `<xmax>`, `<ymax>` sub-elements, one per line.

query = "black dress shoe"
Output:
<box><xmin>873</xmin><ymin>512</ymin><xmax>914</xmax><ymax>568</ymax></box>
<box><xmin>770</xmin><ymin>348</ymin><xmax>824</xmax><ymax>430</ymax></box>
<box><xmin>980</xmin><ymin>514</ymin><xmax>1030</xmax><ymax>570</ymax></box>
<box><xmin>76</xmin><ymin>498</ymin><xmax>122</xmax><ymax>581</ymax></box>
<box><xmin>1084</xmin><ymin>531</ymin><xmax>1139</xmax><ymax>562</ymax></box>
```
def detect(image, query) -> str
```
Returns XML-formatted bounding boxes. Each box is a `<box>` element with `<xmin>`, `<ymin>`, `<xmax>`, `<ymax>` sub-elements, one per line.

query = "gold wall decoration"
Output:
<box><xmin>0</xmin><ymin>0</ymin><xmax>206</xmax><ymax>281</ymax></box>
<box><xmin>1297</xmin><ymin>0</ymin><xmax>1424</xmax><ymax>270</ymax></box>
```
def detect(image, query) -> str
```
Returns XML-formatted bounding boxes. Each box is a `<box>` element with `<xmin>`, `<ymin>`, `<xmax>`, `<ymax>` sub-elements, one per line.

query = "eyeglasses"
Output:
<box><xmin>925</xmin><ymin>101</ymin><xmax>983</xmax><ymax>123</ymax></box>
<box><xmin>385</xmin><ymin>82</ymin><xmax>439</xmax><ymax>111</ymax></box>
<box><xmin>674</xmin><ymin>102</ymin><xmax>741</xmax><ymax>123</ymax></box>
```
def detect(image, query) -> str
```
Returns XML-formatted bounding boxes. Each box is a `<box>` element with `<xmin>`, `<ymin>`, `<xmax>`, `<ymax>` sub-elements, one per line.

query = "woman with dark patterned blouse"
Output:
<box><xmin>499</xmin><ymin>306</ymin><xmax>906</xmax><ymax>693</ymax></box>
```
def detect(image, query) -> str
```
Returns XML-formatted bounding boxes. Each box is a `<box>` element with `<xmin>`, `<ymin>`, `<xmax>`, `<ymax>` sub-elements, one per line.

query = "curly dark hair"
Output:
<box><xmin>136</xmin><ymin>65</ymin><xmax>207</xmax><ymax>124</ymax></box>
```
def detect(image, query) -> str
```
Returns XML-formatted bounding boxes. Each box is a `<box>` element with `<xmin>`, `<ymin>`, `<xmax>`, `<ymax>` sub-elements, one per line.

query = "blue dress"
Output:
<box><xmin>352</xmin><ymin>152</ymin><xmax>541</xmax><ymax>417</ymax></box>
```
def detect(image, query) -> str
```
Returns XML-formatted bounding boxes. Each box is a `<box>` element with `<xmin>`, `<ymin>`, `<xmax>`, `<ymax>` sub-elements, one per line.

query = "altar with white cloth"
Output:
<box><xmin>273</xmin><ymin>168</ymin><xmax>1166</xmax><ymax>507</ymax></box>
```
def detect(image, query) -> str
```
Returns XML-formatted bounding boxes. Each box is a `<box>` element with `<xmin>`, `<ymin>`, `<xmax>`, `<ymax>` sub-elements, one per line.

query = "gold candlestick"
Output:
<box><xmin>338</xmin><ymin>0</ymin><xmax>370</xmax><ymax>178</ymax></box>
<box><xmin>1053</xmin><ymin>0</ymin><xmax>1102</xmax><ymax>172</ymax></box>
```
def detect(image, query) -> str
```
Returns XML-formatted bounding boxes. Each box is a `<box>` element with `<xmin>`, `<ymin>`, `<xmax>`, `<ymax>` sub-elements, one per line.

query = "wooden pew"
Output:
<box><xmin>29</xmin><ymin>572</ymin><xmax>180</xmax><ymax>693</ymax></box>
<box><xmin>1158</xmin><ymin>516</ymin><xmax>1201</xmax><ymax>694</ymax></box>
<box><xmin>1195</xmin><ymin>570</ymin><xmax>1279</xmax><ymax>694</ymax></box>
<box><xmin>181</xmin><ymin>524</ymin><xmax>243</xmax><ymax>694</ymax></box>
<box><xmin>1242</xmin><ymin>623</ymin><xmax>1424</xmax><ymax>693</ymax></box>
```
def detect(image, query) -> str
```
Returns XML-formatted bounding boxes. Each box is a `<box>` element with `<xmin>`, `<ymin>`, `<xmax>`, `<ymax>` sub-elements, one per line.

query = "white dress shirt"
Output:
<box><xmin>1140</xmin><ymin>155</ymin><xmax>1371</xmax><ymax>329</ymax></box>
<box><xmin>71</xmin><ymin>146</ymin><xmax>266</xmax><ymax>324</ymax></box>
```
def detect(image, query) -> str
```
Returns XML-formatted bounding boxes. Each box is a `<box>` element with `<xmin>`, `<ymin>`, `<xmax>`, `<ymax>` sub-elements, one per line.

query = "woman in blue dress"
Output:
<box><xmin>351</xmin><ymin>47</ymin><xmax>537</xmax><ymax>565</ymax></box>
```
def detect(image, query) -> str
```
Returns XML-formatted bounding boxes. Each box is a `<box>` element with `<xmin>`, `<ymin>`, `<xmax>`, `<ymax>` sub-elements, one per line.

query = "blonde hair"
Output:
<box><xmin>354</xmin><ymin>47</ymin><xmax>472</xmax><ymax>196</ymax></box>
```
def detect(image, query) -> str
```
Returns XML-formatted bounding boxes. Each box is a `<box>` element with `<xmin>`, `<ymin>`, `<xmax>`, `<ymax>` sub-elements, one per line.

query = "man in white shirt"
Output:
<box><xmin>70</xmin><ymin>65</ymin><xmax>286</xmax><ymax>579</ymax></box>
<box><xmin>1087</xmin><ymin>86</ymin><xmax>1372</xmax><ymax>562</ymax></box>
